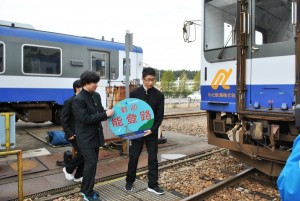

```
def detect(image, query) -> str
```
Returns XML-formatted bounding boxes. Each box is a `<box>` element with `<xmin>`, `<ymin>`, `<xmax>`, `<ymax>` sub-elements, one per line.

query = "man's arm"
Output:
<box><xmin>150</xmin><ymin>93</ymin><xmax>165</xmax><ymax>134</ymax></box>
<box><xmin>60</xmin><ymin>99</ymin><xmax>75</xmax><ymax>139</ymax></box>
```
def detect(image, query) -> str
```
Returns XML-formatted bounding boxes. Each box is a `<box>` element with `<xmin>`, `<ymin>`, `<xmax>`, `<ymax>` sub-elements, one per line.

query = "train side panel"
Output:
<box><xmin>0</xmin><ymin>25</ymin><xmax>143</xmax><ymax>124</ymax></box>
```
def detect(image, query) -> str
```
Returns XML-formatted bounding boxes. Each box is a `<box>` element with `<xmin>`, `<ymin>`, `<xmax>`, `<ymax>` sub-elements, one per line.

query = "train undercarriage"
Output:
<box><xmin>207</xmin><ymin>111</ymin><xmax>297</xmax><ymax>176</ymax></box>
<box><xmin>0</xmin><ymin>102</ymin><xmax>62</xmax><ymax>125</ymax></box>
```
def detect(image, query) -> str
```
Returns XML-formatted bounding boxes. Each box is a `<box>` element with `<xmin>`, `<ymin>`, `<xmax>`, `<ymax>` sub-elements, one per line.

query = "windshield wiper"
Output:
<box><xmin>217</xmin><ymin>29</ymin><xmax>234</xmax><ymax>59</ymax></box>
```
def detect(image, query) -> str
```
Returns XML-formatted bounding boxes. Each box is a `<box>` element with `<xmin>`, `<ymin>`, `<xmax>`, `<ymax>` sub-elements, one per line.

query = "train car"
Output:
<box><xmin>0</xmin><ymin>22</ymin><xmax>143</xmax><ymax>126</ymax></box>
<box><xmin>195</xmin><ymin>0</ymin><xmax>299</xmax><ymax>176</ymax></box>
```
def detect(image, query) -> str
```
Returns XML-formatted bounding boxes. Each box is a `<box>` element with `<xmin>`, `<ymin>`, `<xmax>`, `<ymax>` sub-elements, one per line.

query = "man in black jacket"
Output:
<box><xmin>60</xmin><ymin>79</ymin><xmax>84</xmax><ymax>182</ymax></box>
<box><xmin>125</xmin><ymin>67</ymin><xmax>165</xmax><ymax>195</ymax></box>
<box><xmin>73</xmin><ymin>71</ymin><xmax>114</xmax><ymax>201</ymax></box>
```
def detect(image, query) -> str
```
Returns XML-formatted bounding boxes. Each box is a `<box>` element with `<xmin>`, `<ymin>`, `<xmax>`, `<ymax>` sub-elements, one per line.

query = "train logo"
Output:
<box><xmin>211</xmin><ymin>68</ymin><xmax>232</xmax><ymax>90</ymax></box>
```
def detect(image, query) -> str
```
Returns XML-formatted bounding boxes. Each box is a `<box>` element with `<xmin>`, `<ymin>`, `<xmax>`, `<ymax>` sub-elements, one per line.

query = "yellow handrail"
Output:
<box><xmin>0</xmin><ymin>113</ymin><xmax>23</xmax><ymax>200</ymax></box>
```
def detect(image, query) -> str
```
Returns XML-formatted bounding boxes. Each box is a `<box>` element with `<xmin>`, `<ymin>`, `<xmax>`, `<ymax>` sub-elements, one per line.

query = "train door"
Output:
<box><xmin>247</xmin><ymin>0</ymin><xmax>295</xmax><ymax>112</ymax></box>
<box><xmin>201</xmin><ymin>0</ymin><xmax>238</xmax><ymax>113</ymax></box>
<box><xmin>89</xmin><ymin>50</ymin><xmax>110</xmax><ymax>108</ymax></box>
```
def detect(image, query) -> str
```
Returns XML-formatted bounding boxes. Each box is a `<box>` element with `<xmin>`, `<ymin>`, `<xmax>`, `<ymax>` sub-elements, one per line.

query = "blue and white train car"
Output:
<box><xmin>198</xmin><ymin>0</ymin><xmax>299</xmax><ymax>176</ymax></box>
<box><xmin>0</xmin><ymin>22</ymin><xmax>143</xmax><ymax>125</ymax></box>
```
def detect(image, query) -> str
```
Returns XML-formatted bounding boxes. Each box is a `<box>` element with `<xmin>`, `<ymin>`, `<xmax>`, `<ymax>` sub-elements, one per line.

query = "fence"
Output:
<box><xmin>164</xmin><ymin>98</ymin><xmax>200</xmax><ymax>108</ymax></box>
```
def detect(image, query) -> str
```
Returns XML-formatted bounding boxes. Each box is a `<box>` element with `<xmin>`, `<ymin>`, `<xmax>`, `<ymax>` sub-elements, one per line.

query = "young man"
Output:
<box><xmin>125</xmin><ymin>67</ymin><xmax>165</xmax><ymax>194</ymax></box>
<box><xmin>60</xmin><ymin>79</ymin><xmax>84</xmax><ymax>182</ymax></box>
<box><xmin>73</xmin><ymin>71</ymin><xmax>114</xmax><ymax>201</ymax></box>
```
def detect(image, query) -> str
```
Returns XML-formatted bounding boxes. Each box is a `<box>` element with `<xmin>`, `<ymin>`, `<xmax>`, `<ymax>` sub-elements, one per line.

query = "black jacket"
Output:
<box><xmin>130</xmin><ymin>86</ymin><xmax>164</xmax><ymax>135</ymax></box>
<box><xmin>72</xmin><ymin>89</ymin><xmax>107</xmax><ymax>148</ymax></box>
<box><xmin>60</xmin><ymin>95</ymin><xmax>76</xmax><ymax>139</ymax></box>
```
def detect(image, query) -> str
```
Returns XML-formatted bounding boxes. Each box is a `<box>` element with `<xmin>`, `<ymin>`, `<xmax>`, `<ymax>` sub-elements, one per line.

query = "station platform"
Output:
<box><xmin>0</xmin><ymin>106</ymin><xmax>212</xmax><ymax>200</ymax></box>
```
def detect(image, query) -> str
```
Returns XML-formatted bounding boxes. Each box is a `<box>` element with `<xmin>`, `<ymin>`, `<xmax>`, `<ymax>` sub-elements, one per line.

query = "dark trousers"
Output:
<box><xmin>65</xmin><ymin>139</ymin><xmax>84</xmax><ymax>178</ymax></box>
<box><xmin>126</xmin><ymin>134</ymin><xmax>158</xmax><ymax>188</ymax></box>
<box><xmin>80</xmin><ymin>147</ymin><xmax>99</xmax><ymax>197</ymax></box>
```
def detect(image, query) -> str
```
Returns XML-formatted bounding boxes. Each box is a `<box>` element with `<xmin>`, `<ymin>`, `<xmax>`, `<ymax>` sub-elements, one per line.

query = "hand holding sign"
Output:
<box><xmin>108</xmin><ymin>98</ymin><xmax>154</xmax><ymax>140</ymax></box>
<box><xmin>106</xmin><ymin>109</ymin><xmax>114</xmax><ymax>117</ymax></box>
<box><xmin>143</xmin><ymin>129</ymin><xmax>152</xmax><ymax>136</ymax></box>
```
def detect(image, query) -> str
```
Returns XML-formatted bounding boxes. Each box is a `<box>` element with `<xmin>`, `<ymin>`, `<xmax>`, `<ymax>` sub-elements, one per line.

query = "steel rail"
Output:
<box><xmin>181</xmin><ymin>167</ymin><xmax>256</xmax><ymax>201</ymax></box>
<box><xmin>164</xmin><ymin>111</ymin><xmax>206</xmax><ymax>119</ymax></box>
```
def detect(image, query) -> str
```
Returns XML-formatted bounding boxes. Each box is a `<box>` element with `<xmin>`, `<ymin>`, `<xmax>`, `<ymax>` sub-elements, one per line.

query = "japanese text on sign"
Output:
<box><xmin>112</xmin><ymin>103</ymin><xmax>152</xmax><ymax>127</ymax></box>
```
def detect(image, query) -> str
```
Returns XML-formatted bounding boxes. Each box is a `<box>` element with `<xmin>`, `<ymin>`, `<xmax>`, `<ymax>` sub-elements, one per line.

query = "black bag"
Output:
<box><xmin>64</xmin><ymin>150</ymin><xmax>72</xmax><ymax>163</ymax></box>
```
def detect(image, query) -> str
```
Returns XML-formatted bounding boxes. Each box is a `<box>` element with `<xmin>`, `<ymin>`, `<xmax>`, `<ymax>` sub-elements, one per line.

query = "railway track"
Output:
<box><xmin>14</xmin><ymin>148</ymin><xmax>223</xmax><ymax>201</ymax></box>
<box><xmin>30</xmin><ymin>148</ymin><xmax>268</xmax><ymax>201</ymax></box>
<box><xmin>181</xmin><ymin>168</ymin><xmax>256</xmax><ymax>201</ymax></box>
<box><xmin>164</xmin><ymin>111</ymin><xmax>206</xmax><ymax>119</ymax></box>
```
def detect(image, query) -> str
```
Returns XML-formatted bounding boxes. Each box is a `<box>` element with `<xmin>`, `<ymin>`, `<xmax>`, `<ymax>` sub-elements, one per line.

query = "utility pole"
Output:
<box><xmin>125</xmin><ymin>30</ymin><xmax>133</xmax><ymax>99</ymax></box>
<box><xmin>125</xmin><ymin>30</ymin><xmax>133</xmax><ymax>156</ymax></box>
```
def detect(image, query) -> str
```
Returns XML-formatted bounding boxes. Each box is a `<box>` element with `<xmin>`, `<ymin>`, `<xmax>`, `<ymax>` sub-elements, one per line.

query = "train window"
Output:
<box><xmin>123</xmin><ymin>58</ymin><xmax>131</xmax><ymax>76</ymax></box>
<box><xmin>204</xmin><ymin>0</ymin><xmax>237</xmax><ymax>50</ymax></box>
<box><xmin>0</xmin><ymin>42</ymin><xmax>4</xmax><ymax>73</ymax></box>
<box><xmin>255</xmin><ymin>0</ymin><xmax>292</xmax><ymax>44</ymax></box>
<box><xmin>224</xmin><ymin>23</ymin><xmax>234</xmax><ymax>46</ymax></box>
<box><xmin>23</xmin><ymin>45</ymin><xmax>61</xmax><ymax>75</ymax></box>
<box><xmin>255</xmin><ymin>31</ymin><xmax>263</xmax><ymax>45</ymax></box>
<box><xmin>91</xmin><ymin>52</ymin><xmax>107</xmax><ymax>78</ymax></box>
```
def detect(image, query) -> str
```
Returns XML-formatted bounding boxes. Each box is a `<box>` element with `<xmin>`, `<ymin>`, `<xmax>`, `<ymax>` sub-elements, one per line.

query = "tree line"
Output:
<box><xmin>154</xmin><ymin>69</ymin><xmax>200</xmax><ymax>98</ymax></box>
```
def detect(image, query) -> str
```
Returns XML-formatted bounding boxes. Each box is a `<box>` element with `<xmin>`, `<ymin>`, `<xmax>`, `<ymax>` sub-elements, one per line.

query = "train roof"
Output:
<box><xmin>0</xmin><ymin>24</ymin><xmax>143</xmax><ymax>53</ymax></box>
<box><xmin>0</xmin><ymin>20</ymin><xmax>36</xmax><ymax>29</ymax></box>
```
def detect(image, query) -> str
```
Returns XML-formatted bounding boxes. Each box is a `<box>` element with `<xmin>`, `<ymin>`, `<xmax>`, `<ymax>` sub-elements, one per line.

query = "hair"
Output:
<box><xmin>80</xmin><ymin>70</ymin><xmax>100</xmax><ymax>86</ymax></box>
<box><xmin>72</xmin><ymin>79</ymin><xmax>81</xmax><ymax>93</ymax></box>
<box><xmin>142</xmin><ymin>67</ymin><xmax>156</xmax><ymax>78</ymax></box>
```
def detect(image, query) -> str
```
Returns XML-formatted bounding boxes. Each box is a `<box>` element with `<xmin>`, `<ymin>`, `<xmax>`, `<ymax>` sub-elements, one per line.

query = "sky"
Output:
<box><xmin>0</xmin><ymin>0</ymin><xmax>202</xmax><ymax>71</ymax></box>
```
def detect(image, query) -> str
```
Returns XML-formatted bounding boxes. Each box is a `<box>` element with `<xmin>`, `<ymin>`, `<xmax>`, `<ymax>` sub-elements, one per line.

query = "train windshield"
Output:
<box><xmin>204</xmin><ymin>0</ymin><xmax>237</xmax><ymax>50</ymax></box>
<box><xmin>255</xmin><ymin>0</ymin><xmax>292</xmax><ymax>45</ymax></box>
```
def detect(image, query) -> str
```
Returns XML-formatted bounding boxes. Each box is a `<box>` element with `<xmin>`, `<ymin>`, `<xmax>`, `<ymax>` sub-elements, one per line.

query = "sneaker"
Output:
<box><xmin>147</xmin><ymin>186</ymin><xmax>164</xmax><ymax>195</ymax></box>
<box><xmin>124</xmin><ymin>182</ymin><xmax>133</xmax><ymax>191</ymax></box>
<box><xmin>74</xmin><ymin>177</ymin><xmax>83</xmax><ymax>182</ymax></box>
<box><xmin>63</xmin><ymin>167</ymin><xmax>74</xmax><ymax>180</ymax></box>
<box><xmin>81</xmin><ymin>193</ymin><xmax>101</xmax><ymax>201</ymax></box>
<box><xmin>93</xmin><ymin>192</ymin><xmax>100</xmax><ymax>199</ymax></box>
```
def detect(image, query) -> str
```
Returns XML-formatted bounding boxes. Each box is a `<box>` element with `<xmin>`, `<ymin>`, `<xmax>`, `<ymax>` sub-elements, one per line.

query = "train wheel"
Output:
<box><xmin>51</xmin><ymin>107</ymin><xmax>62</xmax><ymax>125</ymax></box>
